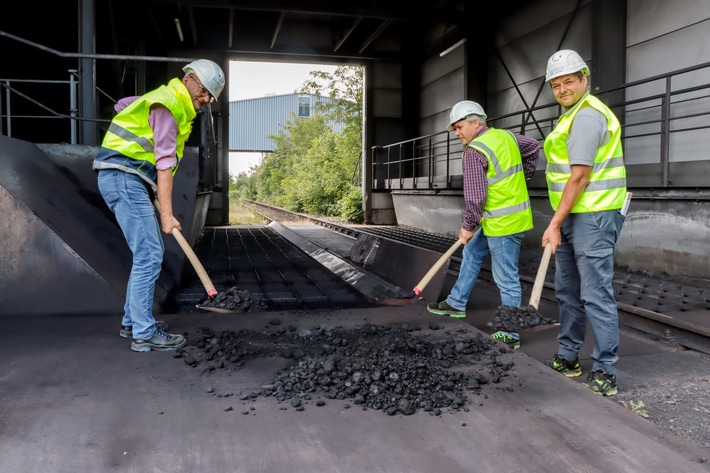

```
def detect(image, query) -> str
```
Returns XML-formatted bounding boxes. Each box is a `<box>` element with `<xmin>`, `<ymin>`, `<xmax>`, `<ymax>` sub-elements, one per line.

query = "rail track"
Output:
<box><xmin>242</xmin><ymin>200</ymin><xmax>710</xmax><ymax>355</ymax></box>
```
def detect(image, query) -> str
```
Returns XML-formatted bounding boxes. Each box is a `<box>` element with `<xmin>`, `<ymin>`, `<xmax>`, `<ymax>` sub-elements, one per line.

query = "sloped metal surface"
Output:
<box><xmin>0</xmin><ymin>136</ymin><xmax>200</xmax><ymax>316</ymax></box>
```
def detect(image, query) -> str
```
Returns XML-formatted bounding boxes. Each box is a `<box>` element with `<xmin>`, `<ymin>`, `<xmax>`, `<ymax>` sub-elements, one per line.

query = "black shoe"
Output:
<box><xmin>426</xmin><ymin>300</ymin><xmax>466</xmax><ymax>318</ymax></box>
<box><xmin>545</xmin><ymin>353</ymin><xmax>582</xmax><ymax>377</ymax></box>
<box><xmin>120</xmin><ymin>320</ymin><xmax>168</xmax><ymax>339</ymax></box>
<box><xmin>584</xmin><ymin>369</ymin><xmax>618</xmax><ymax>396</ymax></box>
<box><xmin>131</xmin><ymin>329</ymin><xmax>186</xmax><ymax>352</ymax></box>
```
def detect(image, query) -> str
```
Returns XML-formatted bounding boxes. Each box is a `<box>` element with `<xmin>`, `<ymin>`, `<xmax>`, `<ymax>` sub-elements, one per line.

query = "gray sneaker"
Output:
<box><xmin>131</xmin><ymin>329</ymin><xmax>186</xmax><ymax>352</ymax></box>
<box><xmin>120</xmin><ymin>320</ymin><xmax>168</xmax><ymax>339</ymax></box>
<box><xmin>426</xmin><ymin>300</ymin><xmax>466</xmax><ymax>318</ymax></box>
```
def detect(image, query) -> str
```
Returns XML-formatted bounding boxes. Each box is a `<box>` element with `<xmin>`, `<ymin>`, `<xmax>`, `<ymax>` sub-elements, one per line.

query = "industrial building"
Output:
<box><xmin>229</xmin><ymin>92</ymin><xmax>346</xmax><ymax>152</ymax></box>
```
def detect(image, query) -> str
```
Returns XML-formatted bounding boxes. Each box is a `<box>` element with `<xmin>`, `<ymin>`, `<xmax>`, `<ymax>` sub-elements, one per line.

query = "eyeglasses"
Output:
<box><xmin>188</xmin><ymin>75</ymin><xmax>215</xmax><ymax>102</ymax></box>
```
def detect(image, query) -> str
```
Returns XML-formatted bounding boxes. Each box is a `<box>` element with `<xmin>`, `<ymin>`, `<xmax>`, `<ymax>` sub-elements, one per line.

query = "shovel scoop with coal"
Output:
<box><xmin>170</xmin><ymin>225</ymin><xmax>267</xmax><ymax>314</ymax></box>
<box><xmin>488</xmin><ymin>244</ymin><xmax>555</xmax><ymax>348</ymax></box>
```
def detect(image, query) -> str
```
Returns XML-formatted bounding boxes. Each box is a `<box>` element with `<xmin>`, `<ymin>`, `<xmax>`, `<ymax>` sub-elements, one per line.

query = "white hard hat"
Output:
<box><xmin>447</xmin><ymin>100</ymin><xmax>487</xmax><ymax>131</ymax></box>
<box><xmin>545</xmin><ymin>49</ymin><xmax>590</xmax><ymax>82</ymax></box>
<box><xmin>183</xmin><ymin>59</ymin><xmax>226</xmax><ymax>100</ymax></box>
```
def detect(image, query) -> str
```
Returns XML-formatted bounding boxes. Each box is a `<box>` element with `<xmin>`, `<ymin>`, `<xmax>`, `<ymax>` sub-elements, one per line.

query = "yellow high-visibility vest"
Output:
<box><xmin>94</xmin><ymin>78</ymin><xmax>196</xmax><ymax>186</ymax></box>
<box><xmin>544</xmin><ymin>93</ymin><xmax>626</xmax><ymax>212</ymax></box>
<box><xmin>468</xmin><ymin>128</ymin><xmax>533</xmax><ymax>236</ymax></box>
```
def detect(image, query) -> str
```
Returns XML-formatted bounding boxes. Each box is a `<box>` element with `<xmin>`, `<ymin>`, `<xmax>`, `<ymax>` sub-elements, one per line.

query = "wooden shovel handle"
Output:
<box><xmin>529</xmin><ymin>243</ymin><xmax>552</xmax><ymax>310</ymax></box>
<box><xmin>413</xmin><ymin>239</ymin><xmax>463</xmax><ymax>296</ymax></box>
<box><xmin>171</xmin><ymin>227</ymin><xmax>218</xmax><ymax>298</ymax></box>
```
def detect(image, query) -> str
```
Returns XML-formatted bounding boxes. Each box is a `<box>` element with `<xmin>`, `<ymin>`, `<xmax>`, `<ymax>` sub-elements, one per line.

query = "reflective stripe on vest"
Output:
<box><xmin>467</xmin><ymin>128</ymin><xmax>533</xmax><ymax>236</ymax></box>
<box><xmin>544</xmin><ymin>93</ymin><xmax>626</xmax><ymax>212</ymax></box>
<box><xmin>94</xmin><ymin>78</ymin><xmax>195</xmax><ymax>186</ymax></box>
<box><xmin>107</xmin><ymin>122</ymin><xmax>155</xmax><ymax>153</ymax></box>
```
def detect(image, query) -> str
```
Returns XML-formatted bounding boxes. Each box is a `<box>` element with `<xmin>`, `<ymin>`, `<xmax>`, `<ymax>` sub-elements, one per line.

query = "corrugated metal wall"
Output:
<box><xmin>228</xmin><ymin>93</ymin><xmax>344</xmax><ymax>152</ymax></box>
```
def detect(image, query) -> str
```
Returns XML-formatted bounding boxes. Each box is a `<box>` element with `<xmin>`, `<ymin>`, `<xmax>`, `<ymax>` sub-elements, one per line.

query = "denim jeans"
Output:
<box><xmin>446</xmin><ymin>228</ymin><xmax>525</xmax><ymax>310</ymax></box>
<box><xmin>97</xmin><ymin>169</ymin><xmax>164</xmax><ymax>339</ymax></box>
<box><xmin>555</xmin><ymin>210</ymin><xmax>625</xmax><ymax>376</ymax></box>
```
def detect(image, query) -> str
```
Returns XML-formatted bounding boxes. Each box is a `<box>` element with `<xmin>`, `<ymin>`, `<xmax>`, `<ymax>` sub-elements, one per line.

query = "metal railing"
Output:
<box><xmin>0</xmin><ymin>71</ymin><xmax>81</xmax><ymax>143</ymax></box>
<box><xmin>370</xmin><ymin>60</ymin><xmax>710</xmax><ymax>192</ymax></box>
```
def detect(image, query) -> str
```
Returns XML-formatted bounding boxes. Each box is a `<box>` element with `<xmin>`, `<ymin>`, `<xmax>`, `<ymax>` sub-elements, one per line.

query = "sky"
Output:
<box><xmin>228</xmin><ymin>61</ymin><xmax>338</xmax><ymax>176</ymax></box>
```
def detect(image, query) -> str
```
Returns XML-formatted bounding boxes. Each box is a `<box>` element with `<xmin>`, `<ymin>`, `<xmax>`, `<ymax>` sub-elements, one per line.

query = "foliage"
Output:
<box><xmin>338</xmin><ymin>182</ymin><xmax>365</xmax><ymax>223</ymax></box>
<box><xmin>617</xmin><ymin>399</ymin><xmax>650</xmax><ymax>418</ymax></box>
<box><xmin>230</xmin><ymin>65</ymin><xmax>364</xmax><ymax>223</ymax></box>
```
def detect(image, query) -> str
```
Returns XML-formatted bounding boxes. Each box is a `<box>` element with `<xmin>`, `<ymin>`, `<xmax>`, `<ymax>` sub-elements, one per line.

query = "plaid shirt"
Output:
<box><xmin>462</xmin><ymin>126</ymin><xmax>540</xmax><ymax>231</ymax></box>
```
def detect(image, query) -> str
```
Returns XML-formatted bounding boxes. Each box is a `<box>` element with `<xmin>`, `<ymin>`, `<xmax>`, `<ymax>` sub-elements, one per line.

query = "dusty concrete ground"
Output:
<box><xmin>612</xmin><ymin>345</ymin><xmax>710</xmax><ymax>452</ymax></box>
<box><xmin>3</xmin><ymin>305</ymin><xmax>710</xmax><ymax>473</ymax></box>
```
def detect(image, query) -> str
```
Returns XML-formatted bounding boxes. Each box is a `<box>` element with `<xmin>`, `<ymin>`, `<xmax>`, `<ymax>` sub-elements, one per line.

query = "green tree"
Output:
<box><xmin>297</xmin><ymin>65</ymin><xmax>364</xmax><ymax>221</ymax></box>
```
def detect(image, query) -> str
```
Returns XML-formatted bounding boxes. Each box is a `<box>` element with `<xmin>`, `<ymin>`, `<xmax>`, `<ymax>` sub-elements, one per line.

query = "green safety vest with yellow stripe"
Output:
<box><xmin>93</xmin><ymin>77</ymin><xmax>196</xmax><ymax>188</ymax></box>
<box><xmin>468</xmin><ymin>128</ymin><xmax>533</xmax><ymax>236</ymax></box>
<box><xmin>544</xmin><ymin>93</ymin><xmax>626</xmax><ymax>212</ymax></box>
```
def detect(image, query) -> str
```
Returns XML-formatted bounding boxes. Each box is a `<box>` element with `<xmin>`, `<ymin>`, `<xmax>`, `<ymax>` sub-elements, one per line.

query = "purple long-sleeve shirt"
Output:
<box><xmin>115</xmin><ymin>96</ymin><xmax>179</xmax><ymax>170</ymax></box>
<box><xmin>462</xmin><ymin>126</ymin><xmax>540</xmax><ymax>231</ymax></box>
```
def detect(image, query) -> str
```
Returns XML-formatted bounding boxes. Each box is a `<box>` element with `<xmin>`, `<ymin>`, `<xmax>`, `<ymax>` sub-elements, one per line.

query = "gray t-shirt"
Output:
<box><xmin>566</xmin><ymin>106</ymin><xmax>608</xmax><ymax>166</ymax></box>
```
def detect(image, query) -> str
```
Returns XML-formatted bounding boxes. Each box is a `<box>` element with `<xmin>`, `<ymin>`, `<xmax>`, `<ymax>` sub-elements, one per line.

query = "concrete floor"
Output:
<box><xmin>2</xmin><ymin>296</ymin><xmax>710</xmax><ymax>473</ymax></box>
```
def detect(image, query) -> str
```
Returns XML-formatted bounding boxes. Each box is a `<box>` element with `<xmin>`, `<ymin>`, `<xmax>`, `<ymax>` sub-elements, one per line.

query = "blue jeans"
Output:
<box><xmin>446</xmin><ymin>228</ymin><xmax>525</xmax><ymax>310</ymax></box>
<box><xmin>555</xmin><ymin>210</ymin><xmax>625</xmax><ymax>376</ymax></box>
<box><xmin>97</xmin><ymin>169</ymin><xmax>164</xmax><ymax>339</ymax></box>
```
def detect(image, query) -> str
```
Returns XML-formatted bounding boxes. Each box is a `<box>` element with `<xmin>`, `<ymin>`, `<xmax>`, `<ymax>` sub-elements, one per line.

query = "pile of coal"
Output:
<box><xmin>175</xmin><ymin>322</ymin><xmax>515</xmax><ymax>416</ymax></box>
<box><xmin>487</xmin><ymin>305</ymin><xmax>555</xmax><ymax>332</ymax></box>
<box><xmin>199</xmin><ymin>286</ymin><xmax>268</xmax><ymax>312</ymax></box>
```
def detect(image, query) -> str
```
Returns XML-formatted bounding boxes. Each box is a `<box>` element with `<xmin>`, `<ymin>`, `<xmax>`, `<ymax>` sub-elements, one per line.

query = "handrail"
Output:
<box><xmin>1</xmin><ymin>72</ymin><xmax>82</xmax><ymax>143</ymax></box>
<box><xmin>0</xmin><ymin>29</ymin><xmax>199</xmax><ymax>143</ymax></box>
<box><xmin>0</xmin><ymin>30</ymin><xmax>194</xmax><ymax>64</ymax></box>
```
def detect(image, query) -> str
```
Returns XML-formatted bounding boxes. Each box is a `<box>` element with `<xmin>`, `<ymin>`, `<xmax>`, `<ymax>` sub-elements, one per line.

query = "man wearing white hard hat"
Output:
<box><xmin>427</xmin><ymin>100</ymin><xmax>540</xmax><ymax>350</ymax></box>
<box><xmin>540</xmin><ymin>49</ymin><xmax>627</xmax><ymax>396</ymax></box>
<box><xmin>93</xmin><ymin>59</ymin><xmax>226</xmax><ymax>352</ymax></box>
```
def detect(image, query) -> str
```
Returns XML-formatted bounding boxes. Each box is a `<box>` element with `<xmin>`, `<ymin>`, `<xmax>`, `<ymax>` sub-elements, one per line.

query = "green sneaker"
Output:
<box><xmin>545</xmin><ymin>353</ymin><xmax>582</xmax><ymax>377</ymax></box>
<box><xmin>491</xmin><ymin>330</ymin><xmax>520</xmax><ymax>349</ymax></box>
<box><xmin>585</xmin><ymin>370</ymin><xmax>618</xmax><ymax>396</ymax></box>
<box><xmin>426</xmin><ymin>300</ymin><xmax>466</xmax><ymax>318</ymax></box>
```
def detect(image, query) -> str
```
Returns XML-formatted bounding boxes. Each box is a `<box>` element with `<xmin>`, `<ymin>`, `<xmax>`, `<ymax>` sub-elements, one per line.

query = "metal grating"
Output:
<box><xmin>170</xmin><ymin>226</ymin><xmax>372</xmax><ymax>313</ymax></box>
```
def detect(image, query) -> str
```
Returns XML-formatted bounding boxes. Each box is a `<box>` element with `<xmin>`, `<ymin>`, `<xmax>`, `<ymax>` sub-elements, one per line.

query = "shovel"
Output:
<box><xmin>152</xmin><ymin>199</ymin><xmax>218</xmax><ymax>299</ymax></box>
<box><xmin>171</xmin><ymin>227</ymin><xmax>218</xmax><ymax>298</ymax></box>
<box><xmin>375</xmin><ymin>238</ymin><xmax>463</xmax><ymax>306</ymax></box>
<box><xmin>154</xmin><ymin>200</ymin><xmax>234</xmax><ymax>313</ymax></box>
<box><xmin>172</xmin><ymin>228</ymin><xmax>254</xmax><ymax>314</ymax></box>
<box><xmin>529</xmin><ymin>242</ymin><xmax>553</xmax><ymax>310</ymax></box>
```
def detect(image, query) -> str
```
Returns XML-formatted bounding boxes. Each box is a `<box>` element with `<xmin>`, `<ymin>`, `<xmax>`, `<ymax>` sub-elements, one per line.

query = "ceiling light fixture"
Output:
<box><xmin>174</xmin><ymin>18</ymin><xmax>184</xmax><ymax>43</ymax></box>
<box><xmin>440</xmin><ymin>38</ymin><xmax>466</xmax><ymax>57</ymax></box>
